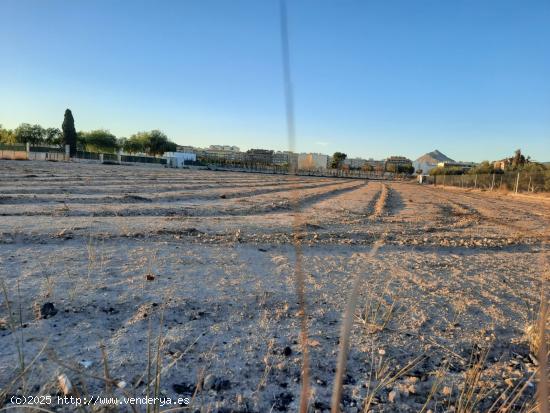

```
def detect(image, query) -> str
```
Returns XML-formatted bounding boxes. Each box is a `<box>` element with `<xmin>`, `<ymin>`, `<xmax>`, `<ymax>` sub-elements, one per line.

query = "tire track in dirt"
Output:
<box><xmin>0</xmin><ymin>179</ymin><xmax>345</xmax><ymax>205</ymax></box>
<box><xmin>450</xmin><ymin>189</ymin><xmax>550</xmax><ymax>221</ymax></box>
<box><xmin>415</xmin><ymin>184</ymin><xmax>548</xmax><ymax>237</ymax></box>
<box><xmin>0</xmin><ymin>176</ymin><xmax>332</xmax><ymax>193</ymax></box>
<box><xmin>371</xmin><ymin>183</ymin><xmax>389</xmax><ymax>218</ymax></box>
<box><xmin>301</xmin><ymin>181</ymin><xmax>374</xmax><ymax>215</ymax></box>
<box><xmin>0</xmin><ymin>180</ymin><xmax>365</xmax><ymax>218</ymax></box>
<box><xmin>0</xmin><ymin>178</ymin><xmax>334</xmax><ymax>195</ymax></box>
<box><xmin>365</xmin><ymin>182</ymin><xmax>402</xmax><ymax>219</ymax></box>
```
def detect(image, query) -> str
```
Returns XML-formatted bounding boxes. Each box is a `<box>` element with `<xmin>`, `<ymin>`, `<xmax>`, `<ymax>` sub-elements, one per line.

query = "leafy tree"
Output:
<box><xmin>45</xmin><ymin>127</ymin><xmax>62</xmax><ymax>146</ymax></box>
<box><xmin>116</xmin><ymin>137</ymin><xmax>127</xmax><ymax>151</ymax></box>
<box><xmin>62</xmin><ymin>109</ymin><xmax>77</xmax><ymax>156</ymax></box>
<box><xmin>511</xmin><ymin>149</ymin><xmax>527</xmax><ymax>169</ymax></box>
<box><xmin>124</xmin><ymin>132</ymin><xmax>148</xmax><ymax>154</ymax></box>
<box><xmin>14</xmin><ymin>123</ymin><xmax>45</xmax><ymax>145</ymax></box>
<box><xmin>468</xmin><ymin>160</ymin><xmax>502</xmax><ymax>175</ymax></box>
<box><xmin>0</xmin><ymin>125</ymin><xmax>16</xmax><ymax>144</ymax></box>
<box><xmin>397</xmin><ymin>164</ymin><xmax>414</xmax><ymax>174</ymax></box>
<box><xmin>386</xmin><ymin>163</ymin><xmax>414</xmax><ymax>173</ymax></box>
<box><xmin>520</xmin><ymin>162</ymin><xmax>547</xmax><ymax>173</ymax></box>
<box><xmin>429</xmin><ymin>166</ymin><xmax>464</xmax><ymax>176</ymax></box>
<box><xmin>81</xmin><ymin>129</ymin><xmax>118</xmax><ymax>153</ymax></box>
<box><xmin>147</xmin><ymin>130</ymin><xmax>176</xmax><ymax>155</ymax></box>
<box><xmin>125</xmin><ymin>130</ymin><xmax>176</xmax><ymax>155</ymax></box>
<box><xmin>76</xmin><ymin>131</ymin><xmax>86</xmax><ymax>150</ymax></box>
<box><xmin>330</xmin><ymin>152</ymin><xmax>347</xmax><ymax>169</ymax></box>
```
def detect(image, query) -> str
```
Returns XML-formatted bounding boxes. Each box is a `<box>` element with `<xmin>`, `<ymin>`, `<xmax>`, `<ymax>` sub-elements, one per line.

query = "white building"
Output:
<box><xmin>413</xmin><ymin>160</ymin><xmax>438</xmax><ymax>174</ymax></box>
<box><xmin>298</xmin><ymin>153</ymin><xmax>328</xmax><ymax>171</ymax></box>
<box><xmin>437</xmin><ymin>161</ymin><xmax>476</xmax><ymax>170</ymax></box>
<box><xmin>343</xmin><ymin>157</ymin><xmax>367</xmax><ymax>169</ymax></box>
<box><xmin>164</xmin><ymin>151</ymin><xmax>197</xmax><ymax>168</ymax></box>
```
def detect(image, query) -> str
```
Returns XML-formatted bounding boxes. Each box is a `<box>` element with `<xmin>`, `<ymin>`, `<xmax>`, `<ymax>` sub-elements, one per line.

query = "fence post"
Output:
<box><xmin>443</xmin><ymin>174</ymin><xmax>446</xmax><ymax>186</ymax></box>
<box><xmin>65</xmin><ymin>145</ymin><xmax>70</xmax><ymax>160</ymax></box>
<box><xmin>490</xmin><ymin>173</ymin><xmax>495</xmax><ymax>191</ymax></box>
<box><xmin>99</xmin><ymin>153</ymin><xmax>104</xmax><ymax>163</ymax></box>
<box><xmin>474</xmin><ymin>174</ymin><xmax>477</xmax><ymax>189</ymax></box>
<box><xmin>515</xmin><ymin>172</ymin><xmax>520</xmax><ymax>194</ymax></box>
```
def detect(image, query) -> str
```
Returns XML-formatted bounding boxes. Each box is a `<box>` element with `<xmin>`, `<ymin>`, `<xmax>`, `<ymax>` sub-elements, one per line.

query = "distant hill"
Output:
<box><xmin>415</xmin><ymin>149</ymin><xmax>455</xmax><ymax>165</ymax></box>
<box><xmin>413</xmin><ymin>150</ymin><xmax>455</xmax><ymax>174</ymax></box>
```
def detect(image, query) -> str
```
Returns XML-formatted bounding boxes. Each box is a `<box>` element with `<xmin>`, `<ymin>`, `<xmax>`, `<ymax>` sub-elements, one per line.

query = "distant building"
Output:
<box><xmin>163</xmin><ymin>151</ymin><xmax>197</xmax><ymax>168</ymax></box>
<box><xmin>437</xmin><ymin>161</ymin><xmax>476</xmax><ymax>171</ymax></box>
<box><xmin>245</xmin><ymin>149</ymin><xmax>274</xmax><ymax>165</ymax></box>
<box><xmin>343</xmin><ymin>157</ymin><xmax>367</xmax><ymax>169</ymax></box>
<box><xmin>385</xmin><ymin>156</ymin><xmax>413</xmax><ymax>171</ymax></box>
<box><xmin>207</xmin><ymin>144</ymin><xmax>240</xmax><ymax>152</ymax></box>
<box><xmin>273</xmin><ymin>151</ymin><xmax>298</xmax><ymax>167</ymax></box>
<box><xmin>493</xmin><ymin>159</ymin><xmax>510</xmax><ymax>170</ymax></box>
<box><xmin>298</xmin><ymin>153</ymin><xmax>328</xmax><ymax>171</ymax></box>
<box><xmin>176</xmin><ymin>145</ymin><xmax>197</xmax><ymax>153</ymax></box>
<box><xmin>365</xmin><ymin>159</ymin><xmax>385</xmax><ymax>171</ymax></box>
<box><xmin>200</xmin><ymin>145</ymin><xmax>242</xmax><ymax>162</ymax></box>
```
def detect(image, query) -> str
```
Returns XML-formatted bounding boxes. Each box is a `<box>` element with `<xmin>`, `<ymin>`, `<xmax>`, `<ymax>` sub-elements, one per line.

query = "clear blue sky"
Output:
<box><xmin>1</xmin><ymin>0</ymin><xmax>549</xmax><ymax>162</ymax></box>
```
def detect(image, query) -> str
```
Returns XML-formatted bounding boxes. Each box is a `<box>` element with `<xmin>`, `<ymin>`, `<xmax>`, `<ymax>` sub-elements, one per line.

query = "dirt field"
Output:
<box><xmin>0</xmin><ymin>160</ymin><xmax>548</xmax><ymax>412</ymax></box>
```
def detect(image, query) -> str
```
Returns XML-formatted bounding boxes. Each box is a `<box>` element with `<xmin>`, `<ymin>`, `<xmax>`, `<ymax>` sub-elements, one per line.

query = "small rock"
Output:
<box><xmin>40</xmin><ymin>302</ymin><xmax>57</xmax><ymax>319</ymax></box>
<box><xmin>283</xmin><ymin>346</ymin><xmax>292</xmax><ymax>357</ymax></box>
<box><xmin>273</xmin><ymin>392</ymin><xmax>293</xmax><ymax>411</ymax></box>
<box><xmin>203</xmin><ymin>374</ymin><xmax>215</xmax><ymax>390</ymax></box>
<box><xmin>58</xmin><ymin>374</ymin><xmax>73</xmax><ymax>395</ymax></box>
<box><xmin>172</xmin><ymin>382</ymin><xmax>196</xmax><ymax>394</ymax></box>
<box><xmin>388</xmin><ymin>389</ymin><xmax>399</xmax><ymax>403</ymax></box>
<box><xmin>212</xmin><ymin>377</ymin><xmax>231</xmax><ymax>392</ymax></box>
<box><xmin>203</xmin><ymin>375</ymin><xmax>231</xmax><ymax>392</ymax></box>
<box><xmin>78</xmin><ymin>360</ymin><xmax>93</xmax><ymax>369</ymax></box>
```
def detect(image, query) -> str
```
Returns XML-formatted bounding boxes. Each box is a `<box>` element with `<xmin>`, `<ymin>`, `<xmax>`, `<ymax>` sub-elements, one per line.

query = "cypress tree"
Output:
<box><xmin>62</xmin><ymin>109</ymin><xmax>77</xmax><ymax>156</ymax></box>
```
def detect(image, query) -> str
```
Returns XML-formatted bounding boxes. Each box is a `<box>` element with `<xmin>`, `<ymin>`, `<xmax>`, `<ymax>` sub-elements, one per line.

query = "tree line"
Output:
<box><xmin>429</xmin><ymin>150</ymin><xmax>549</xmax><ymax>176</ymax></box>
<box><xmin>0</xmin><ymin>109</ymin><xmax>177</xmax><ymax>156</ymax></box>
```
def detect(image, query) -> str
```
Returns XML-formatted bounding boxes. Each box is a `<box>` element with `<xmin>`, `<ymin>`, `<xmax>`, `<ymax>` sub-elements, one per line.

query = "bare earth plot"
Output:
<box><xmin>0</xmin><ymin>161</ymin><xmax>548</xmax><ymax>413</ymax></box>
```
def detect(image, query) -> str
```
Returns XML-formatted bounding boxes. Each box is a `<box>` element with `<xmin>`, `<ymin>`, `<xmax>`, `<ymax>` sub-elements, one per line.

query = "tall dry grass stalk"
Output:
<box><xmin>280</xmin><ymin>0</ymin><xmax>311</xmax><ymax>411</ymax></box>
<box><xmin>536</xmin><ymin>259</ymin><xmax>548</xmax><ymax>413</ymax></box>
<box><xmin>331</xmin><ymin>239</ymin><xmax>384</xmax><ymax>412</ymax></box>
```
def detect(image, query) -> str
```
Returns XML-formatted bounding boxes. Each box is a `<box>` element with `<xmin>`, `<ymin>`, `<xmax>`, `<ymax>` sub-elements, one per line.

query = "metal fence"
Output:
<box><xmin>0</xmin><ymin>146</ymin><xmax>27</xmax><ymax>160</ymax></box>
<box><xmin>120</xmin><ymin>154</ymin><xmax>166</xmax><ymax>165</ymax></box>
<box><xmin>433</xmin><ymin>171</ymin><xmax>550</xmax><ymax>193</ymax></box>
<box><xmin>206</xmin><ymin>163</ymin><xmax>409</xmax><ymax>180</ymax></box>
<box><xmin>103</xmin><ymin>153</ymin><xmax>118</xmax><ymax>162</ymax></box>
<box><xmin>76</xmin><ymin>150</ymin><xmax>101</xmax><ymax>160</ymax></box>
<box><xmin>0</xmin><ymin>143</ymin><xmax>26</xmax><ymax>151</ymax></box>
<box><xmin>29</xmin><ymin>145</ymin><xmax>64</xmax><ymax>153</ymax></box>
